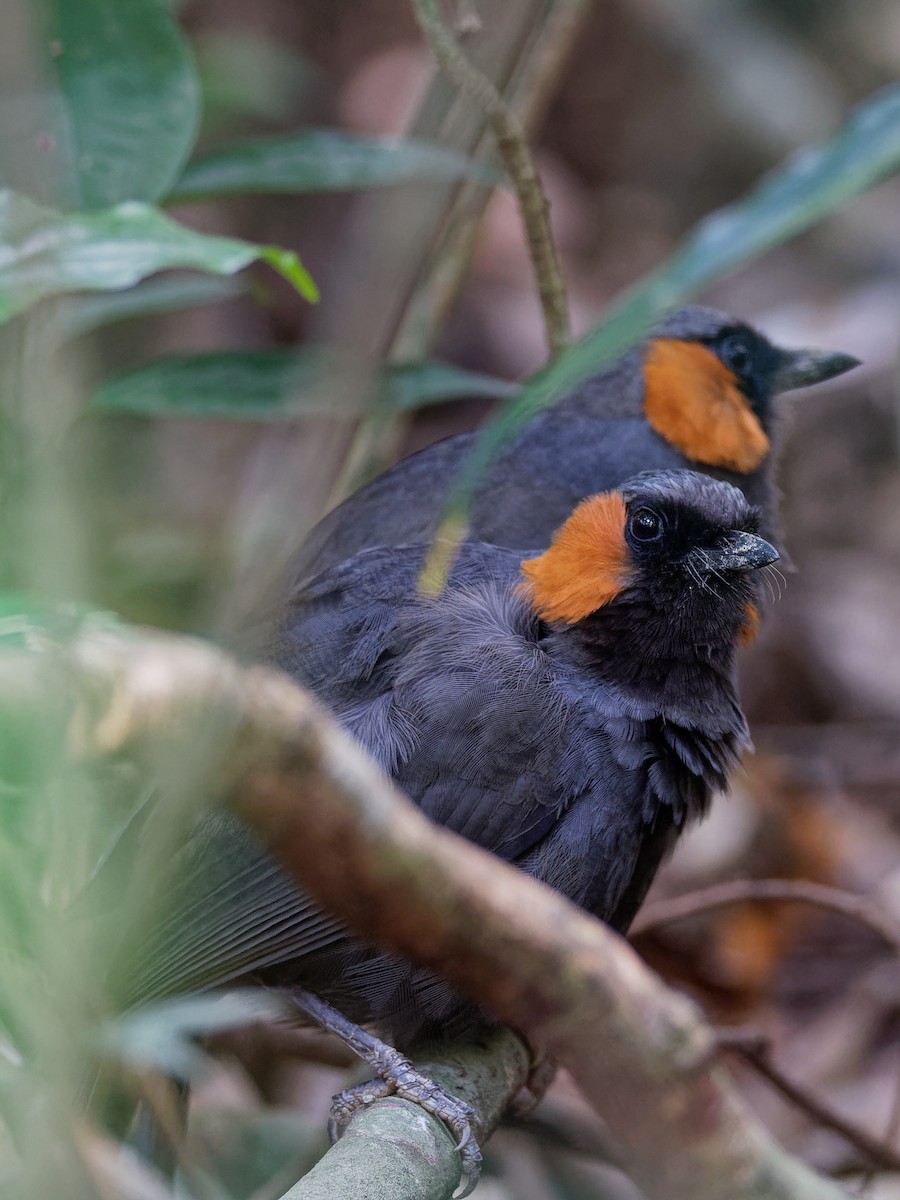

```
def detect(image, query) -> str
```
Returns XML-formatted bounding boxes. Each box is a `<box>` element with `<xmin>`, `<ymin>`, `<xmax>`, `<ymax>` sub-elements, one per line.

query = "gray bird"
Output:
<box><xmin>297</xmin><ymin>306</ymin><xmax>856</xmax><ymax>578</ymax></box>
<box><xmin>134</xmin><ymin>469</ymin><xmax>778</xmax><ymax>1188</ymax></box>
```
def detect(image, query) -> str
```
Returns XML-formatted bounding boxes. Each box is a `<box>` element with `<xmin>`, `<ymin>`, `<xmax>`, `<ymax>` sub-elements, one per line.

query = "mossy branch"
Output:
<box><xmin>281</xmin><ymin>1030</ymin><xmax>529</xmax><ymax>1200</ymax></box>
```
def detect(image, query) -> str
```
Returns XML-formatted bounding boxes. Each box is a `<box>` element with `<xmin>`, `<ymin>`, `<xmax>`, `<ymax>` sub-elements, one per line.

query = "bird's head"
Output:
<box><xmin>519</xmin><ymin>469</ymin><xmax>778</xmax><ymax>656</ymax></box>
<box><xmin>639</xmin><ymin>307</ymin><xmax>859</xmax><ymax>474</ymax></box>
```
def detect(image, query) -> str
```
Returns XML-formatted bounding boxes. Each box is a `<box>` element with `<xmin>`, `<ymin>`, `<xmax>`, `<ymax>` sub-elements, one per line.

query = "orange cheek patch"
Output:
<box><xmin>739</xmin><ymin>602</ymin><xmax>760</xmax><ymax>646</ymax></box>
<box><xmin>518</xmin><ymin>492</ymin><xmax>632</xmax><ymax>623</ymax></box>
<box><xmin>643</xmin><ymin>339</ymin><xmax>770</xmax><ymax>473</ymax></box>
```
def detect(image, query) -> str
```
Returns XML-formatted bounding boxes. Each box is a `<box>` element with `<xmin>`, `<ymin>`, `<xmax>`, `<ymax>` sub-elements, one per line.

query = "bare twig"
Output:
<box><xmin>631</xmin><ymin>878</ymin><xmax>900</xmax><ymax>956</ymax></box>
<box><xmin>717</xmin><ymin>1030</ymin><xmax>900</xmax><ymax>1173</ymax></box>
<box><xmin>859</xmin><ymin>1042</ymin><xmax>900</xmax><ymax>1192</ymax></box>
<box><xmin>505</xmin><ymin>1098</ymin><xmax>624</xmax><ymax>1166</ymax></box>
<box><xmin>882</xmin><ymin>1051</ymin><xmax>900</xmax><ymax>1154</ymax></box>
<box><xmin>54</xmin><ymin>628</ymin><xmax>852</xmax><ymax>1200</ymax></box>
<box><xmin>327</xmin><ymin>0</ymin><xmax>583</xmax><ymax>500</ymax></box>
<box><xmin>410</xmin><ymin>0</ymin><xmax>570</xmax><ymax>358</ymax></box>
<box><xmin>208</xmin><ymin>1025</ymin><xmax>356</xmax><ymax>1072</ymax></box>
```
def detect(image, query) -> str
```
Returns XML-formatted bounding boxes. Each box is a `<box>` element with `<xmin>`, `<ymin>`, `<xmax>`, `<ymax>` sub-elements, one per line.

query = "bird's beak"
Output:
<box><xmin>771</xmin><ymin>347</ymin><xmax>860</xmax><ymax>393</ymax></box>
<box><xmin>700</xmin><ymin>531</ymin><xmax>779</xmax><ymax>574</ymax></box>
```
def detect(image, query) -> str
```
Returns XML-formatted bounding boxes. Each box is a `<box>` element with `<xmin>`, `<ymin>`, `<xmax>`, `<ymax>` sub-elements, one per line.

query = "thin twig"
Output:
<box><xmin>717</xmin><ymin>1029</ymin><xmax>900</xmax><ymax>1174</ymax></box>
<box><xmin>327</xmin><ymin>0</ymin><xmax>584</xmax><ymax>501</ymax></box>
<box><xmin>859</xmin><ymin>1042</ymin><xmax>900</xmax><ymax>1193</ymax></box>
<box><xmin>410</xmin><ymin>0</ymin><xmax>570</xmax><ymax>358</ymax></box>
<box><xmin>209</xmin><ymin>1024</ymin><xmax>357</xmax><ymax>1072</ymax></box>
<box><xmin>505</xmin><ymin>1099</ymin><xmax>624</xmax><ymax>1166</ymax></box>
<box><xmin>631</xmin><ymin>878</ymin><xmax>900</xmax><ymax>957</ymax></box>
<box><xmin>881</xmin><ymin>1050</ymin><xmax>900</xmax><ymax>1154</ymax></box>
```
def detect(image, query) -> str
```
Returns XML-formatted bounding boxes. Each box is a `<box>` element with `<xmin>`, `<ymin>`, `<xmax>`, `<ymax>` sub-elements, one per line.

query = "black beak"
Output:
<box><xmin>771</xmin><ymin>347</ymin><xmax>860</xmax><ymax>393</ymax></box>
<box><xmin>699</xmin><ymin>531</ymin><xmax>779</xmax><ymax>574</ymax></box>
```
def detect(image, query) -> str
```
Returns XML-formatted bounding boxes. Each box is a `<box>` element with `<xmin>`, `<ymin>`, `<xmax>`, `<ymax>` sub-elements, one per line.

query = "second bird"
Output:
<box><xmin>298</xmin><ymin>306</ymin><xmax>857</xmax><ymax>578</ymax></box>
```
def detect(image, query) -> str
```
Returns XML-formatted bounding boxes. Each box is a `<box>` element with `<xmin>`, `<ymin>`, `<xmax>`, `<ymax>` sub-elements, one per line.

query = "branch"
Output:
<box><xmin>410</xmin><ymin>0</ymin><xmax>570</xmax><ymax>358</ymax></box>
<box><xmin>59</xmin><ymin>627</ymin><xmax>853</xmax><ymax>1200</ymax></box>
<box><xmin>717</xmin><ymin>1030</ymin><xmax>900</xmax><ymax>1173</ymax></box>
<box><xmin>506</xmin><ymin>1097</ymin><xmax>624</xmax><ymax>1165</ymax></box>
<box><xmin>282</xmin><ymin>1029</ymin><xmax>528</xmax><ymax>1200</ymax></box>
<box><xmin>631</xmin><ymin>878</ymin><xmax>900</xmax><ymax>956</ymax></box>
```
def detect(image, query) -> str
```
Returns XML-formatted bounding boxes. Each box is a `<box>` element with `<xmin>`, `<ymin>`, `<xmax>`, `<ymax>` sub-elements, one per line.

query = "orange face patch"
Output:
<box><xmin>518</xmin><ymin>492</ymin><xmax>632</xmax><ymax>623</ymax></box>
<box><xmin>643</xmin><ymin>339</ymin><xmax>770</xmax><ymax>473</ymax></box>
<box><xmin>739</xmin><ymin>601</ymin><xmax>760</xmax><ymax>646</ymax></box>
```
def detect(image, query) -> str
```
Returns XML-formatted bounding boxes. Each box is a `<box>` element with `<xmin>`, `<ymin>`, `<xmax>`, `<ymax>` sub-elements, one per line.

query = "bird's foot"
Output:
<box><xmin>290</xmin><ymin>987</ymin><xmax>482</xmax><ymax>1195</ymax></box>
<box><xmin>329</xmin><ymin>1043</ymin><xmax>482</xmax><ymax>1195</ymax></box>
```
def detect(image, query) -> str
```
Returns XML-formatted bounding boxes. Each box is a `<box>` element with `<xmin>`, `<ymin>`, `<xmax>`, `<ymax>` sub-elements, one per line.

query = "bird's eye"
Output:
<box><xmin>629</xmin><ymin>507</ymin><xmax>664</xmax><ymax>542</ymax></box>
<box><xmin>720</xmin><ymin>334</ymin><xmax>751</xmax><ymax>375</ymax></box>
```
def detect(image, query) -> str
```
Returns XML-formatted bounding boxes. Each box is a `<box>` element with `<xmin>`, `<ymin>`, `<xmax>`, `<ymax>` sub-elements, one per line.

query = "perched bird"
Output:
<box><xmin>138</xmin><ymin>470</ymin><xmax>778</xmax><ymax>1184</ymax></box>
<box><xmin>298</xmin><ymin>306</ymin><xmax>856</xmax><ymax>577</ymax></box>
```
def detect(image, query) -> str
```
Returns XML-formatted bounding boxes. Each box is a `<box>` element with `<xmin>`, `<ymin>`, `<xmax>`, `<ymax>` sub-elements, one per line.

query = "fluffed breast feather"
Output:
<box><xmin>278</xmin><ymin>543</ymin><xmax>744</xmax><ymax>896</ymax></box>
<box><xmin>133</xmin><ymin>522</ymin><xmax>751</xmax><ymax>1029</ymax></box>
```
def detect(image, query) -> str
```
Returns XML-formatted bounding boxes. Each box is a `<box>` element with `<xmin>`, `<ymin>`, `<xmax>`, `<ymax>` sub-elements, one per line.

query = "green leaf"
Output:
<box><xmin>194</xmin><ymin>29</ymin><xmax>316</xmax><ymax>130</ymax></box>
<box><xmin>0</xmin><ymin>593</ymin><xmax>121</xmax><ymax>649</ymax></box>
<box><xmin>168</xmin><ymin>131</ymin><xmax>500</xmax><ymax>202</ymax></box>
<box><xmin>259</xmin><ymin>245</ymin><xmax>319</xmax><ymax>302</ymax></box>
<box><xmin>92</xmin><ymin>349</ymin><xmax>334</xmax><ymax>420</ymax></box>
<box><xmin>446</xmin><ymin>82</ymin><xmax>900</xmax><ymax>523</ymax></box>
<box><xmin>99</xmin><ymin>991</ymin><xmax>290</xmax><ymax>1080</ymax></box>
<box><xmin>90</xmin><ymin>349</ymin><xmax>513</xmax><ymax>420</ymax></box>
<box><xmin>0</xmin><ymin>190</ymin><xmax>317</xmax><ymax>325</ymax></box>
<box><xmin>186</xmin><ymin>1107</ymin><xmax>322</xmax><ymax>1200</ymax></box>
<box><xmin>56</xmin><ymin>274</ymin><xmax>243</xmax><ymax>340</ymax></box>
<box><xmin>380</xmin><ymin>361</ymin><xmax>515</xmax><ymax>411</ymax></box>
<box><xmin>39</xmin><ymin>0</ymin><xmax>201</xmax><ymax>209</ymax></box>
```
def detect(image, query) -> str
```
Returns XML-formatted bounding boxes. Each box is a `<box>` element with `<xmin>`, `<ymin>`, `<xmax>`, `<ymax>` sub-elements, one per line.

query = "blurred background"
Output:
<box><xmin>7</xmin><ymin>0</ymin><xmax>900</xmax><ymax>1196</ymax></box>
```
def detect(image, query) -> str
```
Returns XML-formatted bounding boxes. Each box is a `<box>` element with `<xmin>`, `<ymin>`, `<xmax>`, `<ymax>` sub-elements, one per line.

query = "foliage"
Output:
<box><xmin>0</xmin><ymin>190</ymin><xmax>317</xmax><ymax>321</ymax></box>
<box><xmin>91</xmin><ymin>351</ymin><xmax>513</xmax><ymax>420</ymax></box>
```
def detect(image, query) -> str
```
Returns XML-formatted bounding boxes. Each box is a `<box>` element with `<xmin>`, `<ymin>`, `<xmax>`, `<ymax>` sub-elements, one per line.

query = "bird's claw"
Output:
<box><xmin>329</xmin><ymin>1057</ymin><xmax>483</xmax><ymax>1196</ymax></box>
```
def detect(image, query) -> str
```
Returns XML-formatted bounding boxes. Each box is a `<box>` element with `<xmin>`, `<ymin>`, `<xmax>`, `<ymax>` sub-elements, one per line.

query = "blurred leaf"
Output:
<box><xmin>92</xmin><ymin>348</ymin><xmax>335</xmax><ymax>420</ymax></box>
<box><xmin>83</xmin><ymin>775</ymin><xmax>158</xmax><ymax>892</ymax></box>
<box><xmin>55</xmin><ymin>274</ymin><xmax>244</xmax><ymax>340</ymax></box>
<box><xmin>91</xmin><ymin>349</ymin><xmax>514</xmax><ymax>420</ymax></box>
<box><xmin>0</xmin><ymin>593</ymin><xmax>121</xmax><ymax>649</ymax></box>
<box><xmin>99</xmin><ymin>991</ymin><xmax>289</xmax><ymax>1080</ymax></box>
<box><xmin>258</xmin><ymin>244</ymin><xmax>319</xmax><ymax>303</ymax></box>
<box><xmin>187</xmin><ymin>1107</ymin><xmax>323</xmax><ymax>1200</ymax></box>
<box><xmin>75</xmin><ymin>1129</ymin><xmax>190</xmax><ymax>1200</ymax></box>
<box><xmin>0</xmin><ymin>600</ymin><xmax>123</xmax><ymax>793</ymax></box>
<box><xmin>382</xmin><ymin>362</ymin><xmax>515</xmax><ymax>411</ymax></box>
<box><xmin>40</xmin><ymin>0</ymin><xmax>201</xmax><ymax>209</ymax></box>
<box><xmin>168</xmin><ymin>131</ymin><xmax>500</xmax><ymax>202</ymax></box>
<box><xmin>0</xmin><ymin>189</ymin><xmax>318</xmax><ymax>324</ymax></box>
<box><xmin>194</xmin><ymin>29</ymin><xmax>317</xmax><ymax>130</ymax></box>
<box><xmin>446</xmin><ymin>82</ymin><xmax>900</xmax><ymax>521</ymax></box>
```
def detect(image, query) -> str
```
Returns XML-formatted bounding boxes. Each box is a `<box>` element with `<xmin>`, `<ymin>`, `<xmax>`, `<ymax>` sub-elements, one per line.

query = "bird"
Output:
<box><xmin>296</xmin><ymin>306</ymin><xmax>857</xmax><ymax>579</ymax></box>
<box><xmin>135</xmin><ymin>468</ymin><xmax>779</xmax><ymax>1189</ymax></box>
